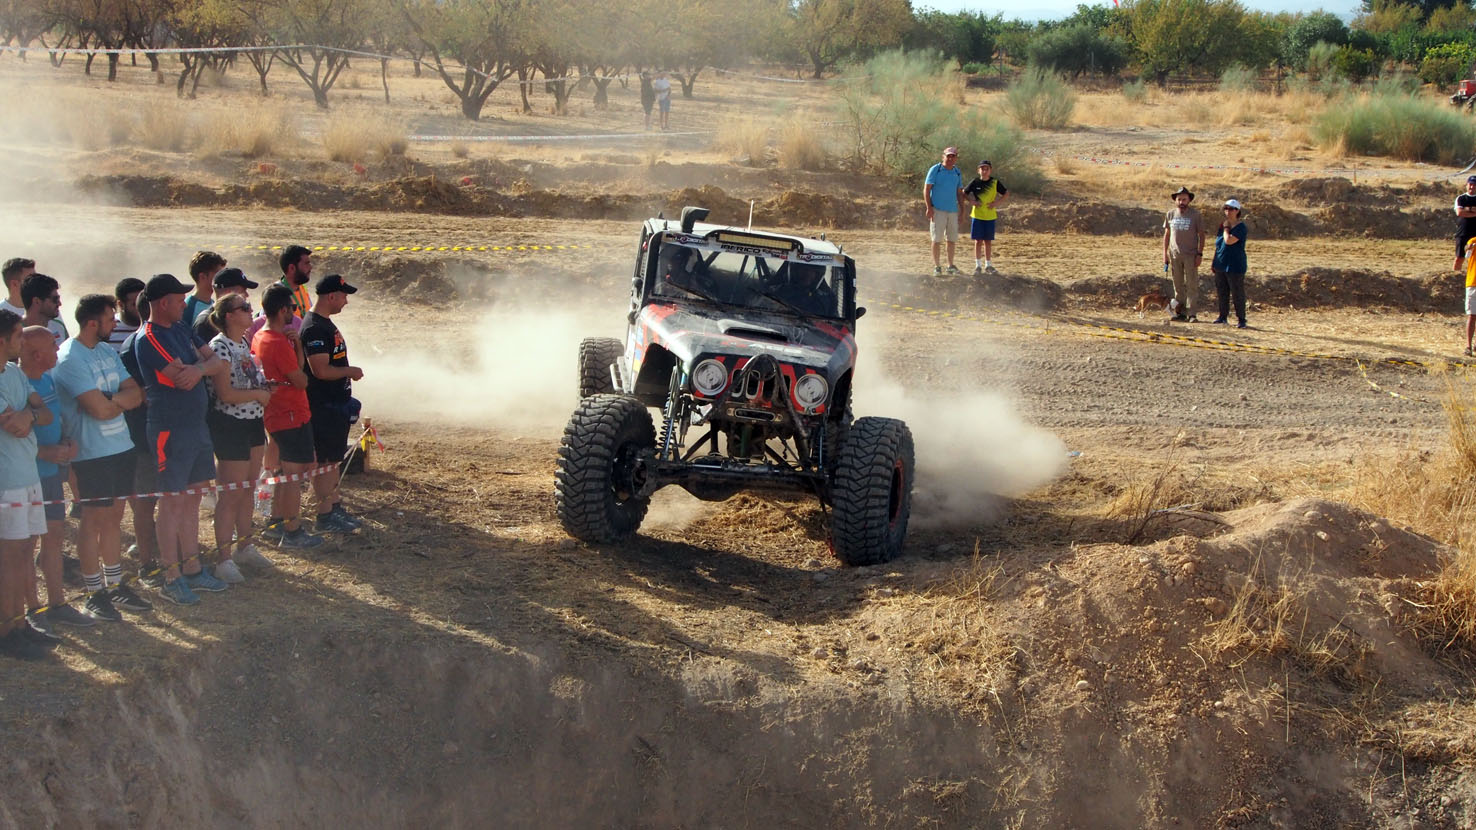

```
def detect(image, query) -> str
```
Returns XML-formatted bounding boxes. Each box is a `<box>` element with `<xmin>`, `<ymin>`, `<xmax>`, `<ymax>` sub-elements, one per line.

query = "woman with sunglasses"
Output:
<box><xmin>1212</xmin><ymin>199</ymin><xmax>1250</xmax><ymax>329</ymax></box>
<box><xmin>204</xmin><ymin>296</ymin><xmax>274</xmax><ymax>582</ymax></box>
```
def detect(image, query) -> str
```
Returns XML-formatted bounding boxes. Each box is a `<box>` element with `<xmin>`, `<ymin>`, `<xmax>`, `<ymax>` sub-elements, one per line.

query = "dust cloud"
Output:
<box><xmin>354</xmin><ymin>302</ymin><xmax>608</xmax><ymax>435</ymax></box>
<box><xmin>852</xmin><ymin>324</ymin><xmax>1069</xmax><ymax>528</ymax></box>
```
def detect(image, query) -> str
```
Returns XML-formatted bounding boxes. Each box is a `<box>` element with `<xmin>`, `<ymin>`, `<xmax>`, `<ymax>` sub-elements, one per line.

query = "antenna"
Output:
<box><xmin>747</xmin><ymin>200</ymin><xmax>755</xmax><ymax>229</ymax></box>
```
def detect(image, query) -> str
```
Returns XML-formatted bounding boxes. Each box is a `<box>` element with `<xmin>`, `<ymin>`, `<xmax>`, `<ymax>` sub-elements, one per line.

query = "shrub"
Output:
<box><xmin>197</xmin><ymin>103</ymin><xmax>294</xmax><ymax>158</ymax></box>
<box><xmin>1120</xmin><ymin>79</ymin><xmax>1148</xmax><ymax>102</ymax></box>
<box><xmin>1419</xmin><ymin>41</ymin><xmax>1476</xmax><ymax>87</ymax></box>
<box><xmin>716</xmin><ymin>118</ymin><xmax>769</xmax><ymax>166</ymax></box>
<box><xmin>1305</xmin><ymin>40</ymin><xmax>1341</xmax><ymax>81</ymax></box>
<box><xmin>836</xmin><ymin>50</ymin><xmax>1045</xmax><ymax>191</ymax></box>
<box><xmin>1218</xmin><ymin>64</ymin><xmax>1258</xmax><ymax>92</ymax></box>
<box><xmin>1313</xmin><ymin>91</ymin><xmax>1476</xmax><ymax>164</ymax></box>
<box><xmin>1332</xmin><ymin>47</ymin><xmax>1379</xmax><ymax>84</ymax></box>
<box><xmin>322</xmin><ymin>110</ymin><xmax>408</xmax><ymax>162</ymax></box>
<box><xmin>776</xmin><ymin>118</ymin><xmax>828</xmax><ymax>170</ymax></box>
<box><xmin>134</xmin><ymin>102</ymin><xmax>190</xmax><ymax>153</ymax></box>
<box><xmin>1005</xmin><ymin>65</ymin><xmax>1076</xmax><ymax>130</ymax></box>
<box><xmin>961</xmin><ymin>62</ymin><xmax>988</xmax><ymax>75</ymax></box>
<box><xmin>1284</xmin><ymin>11</ymin><xmax>1349</xmax><ymax>70</ymax></box>
<box><xmin>450</xmin><ymin>140</ymin><xmax>470</xmax><ymax>159</ymax></box>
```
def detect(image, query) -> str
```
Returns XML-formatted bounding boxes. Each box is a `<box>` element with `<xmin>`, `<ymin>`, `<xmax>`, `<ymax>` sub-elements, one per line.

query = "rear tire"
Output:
<box><xmin>556</xmin><ymin>394</ymin><xmax>656</xmax><ymax>543</ymax></box>
<box><xmin>578</xmin><ymin>337</ymin><xmax>623</xmax><ymax>398</ymax></box>
<box><xmin>831</xmin><ymin>417</ymin><xmax>914</xmax><ymax>566</ymax></box>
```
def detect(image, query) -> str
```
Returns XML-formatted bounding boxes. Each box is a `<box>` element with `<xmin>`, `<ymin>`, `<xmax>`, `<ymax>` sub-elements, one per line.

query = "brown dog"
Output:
<box><xmin>1136</xmin><ymin>291</ymin><xmax>1170</xmax><ymax>317</ymax></box>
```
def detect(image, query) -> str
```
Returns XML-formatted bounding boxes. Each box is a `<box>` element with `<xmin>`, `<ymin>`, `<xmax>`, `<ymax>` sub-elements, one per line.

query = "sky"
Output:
<box><xmin>920</xmin><ymin>0</ymin><xmax>1362</xmax><ymax>22</ymax></box>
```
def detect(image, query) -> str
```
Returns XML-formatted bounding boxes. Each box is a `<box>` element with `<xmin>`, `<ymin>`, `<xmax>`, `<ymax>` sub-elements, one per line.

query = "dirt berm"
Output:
<box><xmin>61</xmin><ymin>172</ymin><xmax>1449</xmax><ymax>239</ymax></box>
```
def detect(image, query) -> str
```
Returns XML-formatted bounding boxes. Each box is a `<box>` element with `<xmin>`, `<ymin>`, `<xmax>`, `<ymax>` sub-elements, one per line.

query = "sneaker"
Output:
<box><xmin>45</xmin><ymin>603</ymin><xmax>96</xmax><ymax>629</ymax></box>
<box><xmin>281</xmin><ymin>527</ymin><xmax>325</xmax><ymax>549</ymax></box>
<box><xmin>314</xmin><ymin>510</ymin><xmax>358</xmax><ymax>534</ymax></box>
<box><xmin>23</xmin><ymin>613</ymin><xmax>61</xmax><ymax>642</ymax></box>
<box><xmin>945</xmin><ymin>265</ymin><xmax>961</xmax><ymax>275</ymax></box>
<box><xmin>1187</xmin><ymin>314</ymin><xmax>1198</xmax><ymax>323</ymax></box>
<box><xmin>331</xmin><ymin>505</ymin><xmax>363</xmax><ymax>528</ymax></box>
<box><xmin>931</xmin><ymin>265</ymin><xmax>942</xmax><ymax>277</ymax></box>
<box><xmin>260</xmin><ymin>520</ymin><xmax>287</xmax><ymax>545</ymax></box>
<box><xmin>110</xmin><ymin>584</ymin><xmax>154</xmax><ymax>612</ymax></box>
<box><xmin>233</xmin><ymin>544</ymin><xmax>275</xmax><ymax>570</ymax></box>
<box><xmin>1169</xmin><ymin>314</ymin><xmax>1187</xmax><ymax>323</ymax></box>
<box><xmin>0</xmin><ymin>629</ymin><xmax>49</xmax><ymax>661</ymax></box>
<box><xmin>83</xmin><ymin>591</ymin><xmax>122</xmax><ymax>622</ymax></box>
<box><xmin>1236</xmin><ymin>321</ymin><xmax>1248</xmax><ymax>329</ymax></box>
<box><xmin>1211</xmin><ymin>317</ymin><xmax>1228</xmax><ymax>325</ymax></box>
<box><xmin>183</xmin><ymin>568</ymin><xmax>229</xmax><ymax>593</ymax></box>
<box><xmin>984</xmin><ymin>264</ymin><xmax>998</xmax><ymax>275</ymax></box>
<box><xmin>972</xmin><ymin>264</ymin><xmax>984</xmax><ymax>276</ymax></box>
<box><xmin>19</xmin><ymin>620</ymin><xmax>59</xmax><ymax>648</ymax></box>
<box><xmin>138</xmin><ymin>566</ymin><xmax>165</xmax><ymax>589</ymax></box>
<box><xmin>214</xmin><ymin>559</ymin><xmax>245</xmax><ymax>584</ymax></box>
<box><xmin>161</xmin><ymin>579</ymin><xmax>200</xmax><ymax>606</ymax></box>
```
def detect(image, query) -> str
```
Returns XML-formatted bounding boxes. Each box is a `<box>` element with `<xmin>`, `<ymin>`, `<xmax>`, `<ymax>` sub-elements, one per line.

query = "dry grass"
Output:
<box><xmin>1340</xmin><ymin>380</ymin><xmax>1476</xmax><ymax>647</ymax></box>
<box><xmin>716</xmin><ymin>117</ymin><xmax>770</xmax><ymax>166</ymax></box>
<box><xmin>775</xmin><ymin>118</ymin><xmax>827</xmax><ymax>170</ymax></box>
<box><xmin>1074</xmin><ymin>88</ymin><xmax>1331</xmax><ymax>131</ymax></box>
<box><xmin>450</xmin><ymin>140</ymin><xmax>470</xmax><ymax>159</ymax></box>
<box><xmin>904</xmin><ymin>546</ymin><xmax>1018</xmax><ymax>703</ymax></box>
<box><xmin>321</xmin><ymin>108</ymin><xmax>409</xmax><ymax>162</ymax></box>
<box><xmin>195</xmin><ymin>102</ymin><xmax>295</xmax><ymax>158</ymax></box>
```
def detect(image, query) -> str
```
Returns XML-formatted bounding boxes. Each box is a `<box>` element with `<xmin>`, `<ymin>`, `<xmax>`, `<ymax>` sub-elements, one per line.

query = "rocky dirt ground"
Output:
<box><xmin>2</xmin><ymin>56</ymin><xmax>1476</xmax><ymax>828</ymax></box>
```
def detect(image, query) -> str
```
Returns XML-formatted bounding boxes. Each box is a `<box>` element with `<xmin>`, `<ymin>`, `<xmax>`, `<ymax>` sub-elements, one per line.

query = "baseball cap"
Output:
<box><xmin>943</xmin><ymin>146</ymin><xmax>958</xmax><ymax>156</ymax></box>
<box><xmin>213</xmin><ymin>267</ymin><xmax>258</xmax><ymax>291</ymax></box>
<box><xmin>978</xmin><ymin>160</ymin><xmax>992</xmax><ymax>167</ymax></box>
<box><xmin>1467</xmin><ymin>175</ymin><xmax>1476</xmax><ymax>183</ymax></box>
<box><xmin>142</xmin><ymin>273</ymin><xmax>192</xmax><ymax>302</ymax></box>
<box><xmin>315</xmin><ymin>274</ymin><xmax>358</xmax><ymax>295</ymax></box>
<box><xmin>1223</xmin><ymin>198</ymin><xmax>1243</xmax><ymax>210</ymax></box>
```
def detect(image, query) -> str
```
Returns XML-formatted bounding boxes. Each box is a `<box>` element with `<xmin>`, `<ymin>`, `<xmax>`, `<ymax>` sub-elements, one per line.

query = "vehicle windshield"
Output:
<box><xmin>652</xmin><ymin>240</ymin><xmax>846</xmax><ymax>319</ymax></box>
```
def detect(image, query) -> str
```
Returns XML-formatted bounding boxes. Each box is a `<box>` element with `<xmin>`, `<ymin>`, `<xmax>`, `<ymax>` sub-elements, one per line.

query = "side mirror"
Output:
<box><xmin>632</xmin><ymin>276</ymin><xmax>642</xmax><ymax>290</ymax></box>
<box><xmin>854</xmin><ymin>306</ymin><xmax>867</xmax><ymax>319</ymax></box>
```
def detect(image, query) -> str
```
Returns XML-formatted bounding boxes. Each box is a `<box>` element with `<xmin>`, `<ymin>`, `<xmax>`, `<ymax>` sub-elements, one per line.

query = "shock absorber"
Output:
<box><xmin>658</xmin><ymin>366</ymin><xmax>681</xmax><ymax>459</ymax></box>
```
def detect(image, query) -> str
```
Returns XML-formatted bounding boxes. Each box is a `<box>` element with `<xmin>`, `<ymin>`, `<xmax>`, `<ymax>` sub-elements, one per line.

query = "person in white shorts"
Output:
<box><xmin>923</xmin><ymin>147</ymin><xmax>965</xmax><ymax>276</ymax></box>
<box><xmin>0</xmin><ymin>309</ymin><xmax>54</xmax><ymax>660</ymax></box>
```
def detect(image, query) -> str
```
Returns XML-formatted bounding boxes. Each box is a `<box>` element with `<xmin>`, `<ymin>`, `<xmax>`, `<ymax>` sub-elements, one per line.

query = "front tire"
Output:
<box><xmin>831</xmin><ymin>417</ymin><xmax>914</xmax><ymax>566</ymax></box>
<box><xmin>578</xmin><ymin>337</ymin><xmax>623</xmax><ymax>398</ymax></box>
<box><xmin>556</xmin><ymin>394</ymin><xmax>656</xmax><ymax>543</ymax></box>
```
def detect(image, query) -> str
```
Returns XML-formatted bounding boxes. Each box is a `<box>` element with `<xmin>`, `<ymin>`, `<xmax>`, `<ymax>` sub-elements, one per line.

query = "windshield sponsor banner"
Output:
<box><xmin>666</xmin><ymin>235</ymin><xmax>841</xmax><ymax>267</ymax></box>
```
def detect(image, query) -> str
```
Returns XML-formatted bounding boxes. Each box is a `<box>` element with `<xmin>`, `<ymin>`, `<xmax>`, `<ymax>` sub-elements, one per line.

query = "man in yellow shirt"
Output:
<box><xmin>964</xmin><ymin>160</ymin><xmax>1008</xmax><ymax>276</ymax></box>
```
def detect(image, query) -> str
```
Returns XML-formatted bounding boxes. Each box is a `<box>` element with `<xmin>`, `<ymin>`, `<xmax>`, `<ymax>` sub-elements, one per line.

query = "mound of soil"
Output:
<box><xmin>1063</xmin><ymin>268</ymin><xmax>1462</xmax><ymax>313</ymax></box>
<box><xmin>1011</xmin><ymin>203</ymin><xmax>1164</xmax><ymax>236</ymax></box>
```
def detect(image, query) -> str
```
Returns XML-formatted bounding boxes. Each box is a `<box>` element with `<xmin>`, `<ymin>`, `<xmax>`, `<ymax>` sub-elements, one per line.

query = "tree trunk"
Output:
<box><xmin>312</xmin><ymin>84</ymin><xmax>329</xmax><ymax>109</ymax></box>
<box><xmin>517</xmin><ymin>67</ymin><xmax>532</xmax><ymax>113</ymax></box>
<box><xmin>380</xmin><ymin>58</ymin><xmax>390</xmax><ymax>103</ymax></box>
<box><xmin>678</xmin><ymin>69</ymin><xmax>697</xmax><ymax>98</ymax></box>
<box><xmin>592</xmin><ymin>76</ymin><xmax>612</xmax><ymax>107</ymax></box>
<box><xmin>107</xmin><ymin>52</ymin><xmax>119</xmax><ymax>81</ymax></box>
<box><xmin>84</xmin><ymin>53</ymin><xmax>94</xmax><ymax>74</ymax></box>
<box><xmin>146</xmin><ymin>52</ymin><xmax>158</xmax><ymax>72</ymax></box>
<box><xmin>461</xmin><ymin>94</ymin><xmax>487</xmax><ymax>120</ymax></box>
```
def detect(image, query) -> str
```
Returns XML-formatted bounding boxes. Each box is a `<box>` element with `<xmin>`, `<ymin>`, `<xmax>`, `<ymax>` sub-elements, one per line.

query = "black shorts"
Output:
<box><xmin>311</xmin><ymin>411</ymin><xmax>351</xmax><ymax>466</ymax></box>
<box><xmin>208</xmin><ymin>410</ymin><xmax>267</xmax><ymax>462</ymax></box>
<box><xmin>40</xmin><ymin>472</ymin><xmax>64</xmax><ymax>523</ymax></box>
<box><xmin>74</xmin><ymin>450</ymin><xmax>135</xmax><ymax>507</ymax></box>
<box><xmin>271</xmin><ymin>424</ymin><xmax>316</xmax><ymax>465</ymax></box>
<box><xmin>133</xmin><ymin>449</ymin><xmax>158</xmax><ymax>499</ymax></box>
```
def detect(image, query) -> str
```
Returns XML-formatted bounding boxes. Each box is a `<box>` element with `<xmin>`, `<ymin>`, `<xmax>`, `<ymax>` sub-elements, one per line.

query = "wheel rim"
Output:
<box><xmin>611</xmin><ymin>442</ymin><xmax>648</xmax><ymax>503</ymax></box>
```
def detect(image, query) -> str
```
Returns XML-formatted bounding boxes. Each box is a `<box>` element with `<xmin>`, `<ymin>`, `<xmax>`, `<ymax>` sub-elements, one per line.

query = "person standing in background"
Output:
<box><xmin>1162</xmin><ymin>186</ymin><xmax>1205</xmax><ymax>323</ymax></box>
<box><xmin>923</xmin><ymin>147</ymin><xmax>965</xmax><ymax>277</ymax></box>
<box><xmin>1455</xmin><ymin>176</ymin><xmax>1476</xmax><ymax>273</ymax></box>
<box><xmin>1212</xmin><ymin>199</ymin><xmax>1250</xmax><ymax>329</ymax></box>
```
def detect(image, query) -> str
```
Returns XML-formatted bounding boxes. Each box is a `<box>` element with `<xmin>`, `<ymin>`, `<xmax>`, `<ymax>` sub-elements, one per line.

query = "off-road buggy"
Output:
<box><xmin>554</xmin><ymin>206</ymin><xmax>915</xmax><ymax>566</ymax></box>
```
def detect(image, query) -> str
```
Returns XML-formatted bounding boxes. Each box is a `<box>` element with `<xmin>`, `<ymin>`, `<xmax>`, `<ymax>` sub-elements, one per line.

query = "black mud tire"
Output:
<box><xmin>555</xmin><ymin>394</ymin><xmax>656</xmax><ymax>543</ymax></box>
<box><xmin>830</xmin><ymin>417</ymin><xmax>915</xmax><ymax>567</ymax></box>
<box><xmin>578</xmin><ymin>337</ymin><xmax>623</xmax><ymax>398</ymax></box>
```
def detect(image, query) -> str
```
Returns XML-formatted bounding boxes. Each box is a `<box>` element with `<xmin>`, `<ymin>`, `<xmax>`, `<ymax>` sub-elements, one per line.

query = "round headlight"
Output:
<box><xmin>692</xmin><ymin>359</ymin><xmax>729</xmax><ymax>396</ymax></box>
<box><xmin>793</xmin><ymin>374</ymin><xmax>829</xmax><ymax>410</ymax></box>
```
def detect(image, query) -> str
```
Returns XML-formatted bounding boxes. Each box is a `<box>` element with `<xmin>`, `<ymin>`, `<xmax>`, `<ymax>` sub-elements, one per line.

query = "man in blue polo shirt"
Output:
<box><xmin>923</xmin><ymin>147</ymin><xmax>966</xmax><ymax>277</ymax></box>
<box><xmin>133</xmin><ymin>274</ymin><xmax>230</xmax><ymax>606</ymax></box>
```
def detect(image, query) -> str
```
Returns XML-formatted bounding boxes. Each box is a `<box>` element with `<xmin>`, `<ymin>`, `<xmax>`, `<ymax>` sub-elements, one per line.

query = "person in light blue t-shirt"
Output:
<box><xmin>0</xmin><ymin>310</ymin><xmax>54</xmax><ymax>658</ymax></box>
<box><xmin>54</xmin><ymin>294</ymin><xmax>150</xmax><ymax>621</ymax></box>
<box><xmin>923</xmin><ymin>147</ymin><xmax>966</xmax><ymax>276</ymax></box>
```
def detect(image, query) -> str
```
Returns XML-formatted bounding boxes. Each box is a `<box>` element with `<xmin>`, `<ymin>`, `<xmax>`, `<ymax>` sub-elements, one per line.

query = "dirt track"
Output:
<box><xmin>4</xmin><ymin>200</ymin><xmax>1474</xmax><ymax>827</ymax></box>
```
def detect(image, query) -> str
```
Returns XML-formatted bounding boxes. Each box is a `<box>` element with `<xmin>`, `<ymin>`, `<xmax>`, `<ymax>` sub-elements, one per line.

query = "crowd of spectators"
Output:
<box><xmin>0</xmin><ymin>247</ymin><xmax>365</xmax><ymax>660</ymax></box>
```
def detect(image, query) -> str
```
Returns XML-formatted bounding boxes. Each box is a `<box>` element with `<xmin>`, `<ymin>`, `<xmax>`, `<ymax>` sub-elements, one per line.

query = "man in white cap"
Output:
<box><xmin>923</xmin><ymin>147</ymin><xmax>965</xmax><ymax>276</ymax></box>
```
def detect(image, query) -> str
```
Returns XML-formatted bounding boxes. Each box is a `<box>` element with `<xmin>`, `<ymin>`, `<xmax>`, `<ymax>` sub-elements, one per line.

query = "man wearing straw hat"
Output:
<box><xmin>1162</xmin><ymin>186</ymin><xmax>1206</xmax><ymax>322</ymax></box>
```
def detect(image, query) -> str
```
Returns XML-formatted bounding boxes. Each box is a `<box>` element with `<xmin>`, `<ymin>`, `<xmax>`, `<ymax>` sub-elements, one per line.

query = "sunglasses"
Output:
<box><xmin>231</xmin><ymin>303</ymin><xmax>253</xmax><ymax>313</ymax></box>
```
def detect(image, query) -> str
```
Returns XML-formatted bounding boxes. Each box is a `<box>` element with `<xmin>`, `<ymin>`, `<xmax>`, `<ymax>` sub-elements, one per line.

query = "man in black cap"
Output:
<box><xmin>133</xmin><ymin>274</ymin><xmax>230</xmax><ymax>605</ymax></box>
<box><xmin>302</xmin><ymin>274</ymin><xmax>364</xmax><ymax>533</ymax></box>
<box><xmin>195</xmin><ymin>268</ymin><xmax>259</xmax><ymax>341</ymax></box>
<box><xmin>1162</xmin><ymin>186</ymin><xmax>1205</xmax><ymax>322</ymax></box>
<box><xmin>1455</xmin><ymin>175</ymin><xmax>1476</xmax><ymax>273</ymax></box>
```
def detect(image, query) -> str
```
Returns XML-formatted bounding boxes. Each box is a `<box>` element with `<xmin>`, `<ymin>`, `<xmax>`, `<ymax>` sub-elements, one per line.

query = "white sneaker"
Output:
<box><xmin>214</xmin><ymin>559</ymin><xmax>245</xmax><ymax>584</ymax></box>
<box><xmin>233</xmin><ymin>544</ymin><xmax>275</xmax><ymax>570</ymax></box>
